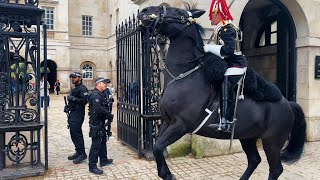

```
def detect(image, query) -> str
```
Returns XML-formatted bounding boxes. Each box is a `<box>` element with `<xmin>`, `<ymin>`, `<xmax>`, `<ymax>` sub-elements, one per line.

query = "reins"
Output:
<box><xmin>144</xmin><ymin>6</ymin><xmax>206</xmax><ymax>87</ymax></box>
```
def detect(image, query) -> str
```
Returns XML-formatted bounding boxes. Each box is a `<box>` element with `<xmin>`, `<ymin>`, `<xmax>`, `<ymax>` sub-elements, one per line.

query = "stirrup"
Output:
<box><xmin>209</xmin><ymin>119</ymin><xmax>232</xmax><ymax>133</ymax></box>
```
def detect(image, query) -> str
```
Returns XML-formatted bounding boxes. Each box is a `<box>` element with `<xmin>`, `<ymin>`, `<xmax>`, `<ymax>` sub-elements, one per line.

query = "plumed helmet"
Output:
<box><xmin>209</xmin><ymin>0</ymin><xmax>233</xmax><ymax>21</ymax></box>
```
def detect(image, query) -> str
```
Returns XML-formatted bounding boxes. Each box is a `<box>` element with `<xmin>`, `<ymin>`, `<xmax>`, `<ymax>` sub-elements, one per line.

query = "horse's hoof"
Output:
<box><xmin>171</xmin><ymin>174</ymin><xmax>176</xmax><ymax>180</ymax></box>
<box><xmin>164</xmin><ymin>174</ymin><xmax>176</xmax><ymax>180</ymax></box>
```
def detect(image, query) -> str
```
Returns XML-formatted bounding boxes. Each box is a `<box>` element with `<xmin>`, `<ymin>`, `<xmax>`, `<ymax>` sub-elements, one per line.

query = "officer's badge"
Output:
<box><xmin>224</xmin><ymin>28</ymin><xmax>227</xmax><ymax>32</ymax></box>
<box><xmin>95</xmin><ymin>99</ymin><xmax>99</xmax><ymax>102</ymax></box>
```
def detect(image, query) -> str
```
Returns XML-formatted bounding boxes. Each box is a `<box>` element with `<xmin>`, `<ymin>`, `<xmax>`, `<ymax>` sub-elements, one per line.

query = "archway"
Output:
<box><xmin>41</xmin><ymin>60</ymin><xmax>57</xmax><ymax>93</ymax></box>
<box><xmin>240</xmin><ymin>0</ymin><xmax>296</xmax><ymax>101</ymax></box>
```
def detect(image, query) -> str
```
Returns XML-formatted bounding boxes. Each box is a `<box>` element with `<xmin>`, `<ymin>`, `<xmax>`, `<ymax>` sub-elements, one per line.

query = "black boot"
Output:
<box><xmin>73</xmin><ymin>153</ymin><xmax>87</xmax><ymax>164</ymax></box>
<box><xmin>209</xmin><ymin>76</ymin><xmax>232</xmax><ymax>132</ymax></box>
<box><xmin>68</xmin><ymin>152</ymin><xmax>80</xmax><ymax>160</ymax></box>
<box><xmin>100</xmin><ymin>158</ymin><xmax>113</xmax><ymax>167</ymax></box>
<box><xmin>89</xmin><ymin>166</ymin><xmax>103</xmax><ymax>175</ymax></box>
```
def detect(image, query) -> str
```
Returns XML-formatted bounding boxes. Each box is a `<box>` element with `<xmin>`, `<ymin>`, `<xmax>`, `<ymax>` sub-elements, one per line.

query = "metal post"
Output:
<box><xmin>0</xmin><ymin>133</ymin><xmax>5</xmax><ymax>170</ymax></box>
<box><xmin>43</xmin><ymin>24</ymin><xmax>48</xmax><ymax>170</ymax></box>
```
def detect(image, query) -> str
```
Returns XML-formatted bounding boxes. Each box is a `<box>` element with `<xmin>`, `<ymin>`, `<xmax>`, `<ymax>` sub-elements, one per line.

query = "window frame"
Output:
<box><xmin>82</xmin><ymin>15</ymin><xmax>93</xmax><ymax>36</ymax></box>
<box><xmin>42</xmin><ymin>6</ymin><xmax>55</xmax><ymax>30</ymax></box>
<box><xmin>255</xmin><ymin>17</ymin><xmax>278</xmax><ymax>48</ymax></box>
<box><xmin>82</xmin><ymin>63</ymin><xmax>94</xmax><ymax>80</ymax></box>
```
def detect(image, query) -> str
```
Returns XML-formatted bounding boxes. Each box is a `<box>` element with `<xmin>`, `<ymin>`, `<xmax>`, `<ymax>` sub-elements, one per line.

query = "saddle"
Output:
<box><xmin>202</xmin><ymin>53</ymin><xmax>282</xmax><ymax>102</ymax></box>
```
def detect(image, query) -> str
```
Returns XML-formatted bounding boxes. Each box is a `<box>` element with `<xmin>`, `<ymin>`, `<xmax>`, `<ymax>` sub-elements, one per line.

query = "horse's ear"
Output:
<box><xmin>192</xmin><ymin>10</ymin><xmax>205</xmax><ymax>18</ymax></box>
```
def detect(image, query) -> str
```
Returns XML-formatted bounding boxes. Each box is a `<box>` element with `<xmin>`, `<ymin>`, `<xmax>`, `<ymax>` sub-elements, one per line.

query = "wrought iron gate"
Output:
<box><xmin>116</xmin><ymin>14</ymin><xmax>163</xmax><ymax>159</ymax></box>
<box><xmin>0</xmin><ymin>1</ymin><xmax>48</xmax><ymax>178</ymax></box>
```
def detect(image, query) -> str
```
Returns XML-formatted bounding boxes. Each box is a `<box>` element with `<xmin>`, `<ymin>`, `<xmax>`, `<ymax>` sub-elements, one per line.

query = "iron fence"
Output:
<box><xmin>116</xmin><ymin>13</ymin><xmax>163</xmax><ymax>159</ymax></box>
<box><xmin>0</xmin><ymin>1</ymin><xmax>48</xmax><ymax>178</ymax></box>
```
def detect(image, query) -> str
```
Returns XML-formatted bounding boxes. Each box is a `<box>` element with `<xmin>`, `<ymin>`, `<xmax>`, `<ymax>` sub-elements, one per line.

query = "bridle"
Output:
<box><xmin>140</xmin><ymin>6</ymin><xmax>205</xmax><ymax>87</ymax></box>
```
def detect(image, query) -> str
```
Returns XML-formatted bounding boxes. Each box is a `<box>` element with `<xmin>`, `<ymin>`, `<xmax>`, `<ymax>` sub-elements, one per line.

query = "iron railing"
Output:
<box><xmin>116</xmin><ymin>13</ymin><xmax>163</xmax><ymax>159</ymax></box>
<box><xmin>0</xmin><ymin>1</ymin><xmax>47</xmax><ymax>179</ymax></box>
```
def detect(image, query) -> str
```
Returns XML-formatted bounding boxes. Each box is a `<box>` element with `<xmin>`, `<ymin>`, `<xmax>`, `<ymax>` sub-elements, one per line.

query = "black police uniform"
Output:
<box><xmin>68</xmin><ymin>83</ymin><xmax>88</xmax><ymax>158</ymax></box>
<box><xmin>88</xmin><ymin>88</ymin><xmax>113</xmax><ymax>171</ymax></box>
<box><xmin>209</xmin><ymin>23</ymin><xmax>248</xmax><ymax>132</ymax></box>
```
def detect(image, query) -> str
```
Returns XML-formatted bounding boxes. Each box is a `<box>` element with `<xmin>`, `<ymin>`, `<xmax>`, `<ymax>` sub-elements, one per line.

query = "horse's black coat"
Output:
<box><xmin>138</xmin><ymin>6</ymin><xmax>306</xmax><ymax>180</ymax></box>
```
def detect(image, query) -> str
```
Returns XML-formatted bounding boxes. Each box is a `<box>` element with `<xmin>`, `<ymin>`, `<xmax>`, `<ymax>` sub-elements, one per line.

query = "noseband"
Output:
<box><xmin>143</xmin><ymin>6</ymin><xmax>196</xmax><ymax>35</ymax></box>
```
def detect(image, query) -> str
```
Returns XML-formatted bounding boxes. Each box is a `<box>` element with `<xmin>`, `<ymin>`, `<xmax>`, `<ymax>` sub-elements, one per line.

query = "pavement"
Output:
<box><xmin>22</xmin><ymin>95</ymin><xmax>320</xmax><ymax>180</ymax></box>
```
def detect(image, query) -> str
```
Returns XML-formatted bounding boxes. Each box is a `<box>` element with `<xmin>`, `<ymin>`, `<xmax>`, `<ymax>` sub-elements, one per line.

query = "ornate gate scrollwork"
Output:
<box><xmin>6</xmin><ymin>133</ymin><xmax>28</xmax><ymax>163</ymax></box>
<box><xmin>0</xmin><ymin>1</ymin><xmax>48</xmax><ymax>179</ymax></box>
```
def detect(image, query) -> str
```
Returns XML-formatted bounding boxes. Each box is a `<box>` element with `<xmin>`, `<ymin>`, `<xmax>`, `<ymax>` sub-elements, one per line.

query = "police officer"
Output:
<box><xmin>66</xmin><ymin>72</ymin><xmax>89</xmax><ymax>163</ymax></box>
<box><xmin>204</xmin><ymin>0</ymin><xmax>248</xmax><ymax>132</ymax></box>
<box><xmin>103</xmin><ymin>79</ymin><xmax>111</xmax><ymax>98</ymax></box>
<box><xmin>88</xmin><ymin>77</ymin><xmax>113</xmax><ymax>174</ymax></box>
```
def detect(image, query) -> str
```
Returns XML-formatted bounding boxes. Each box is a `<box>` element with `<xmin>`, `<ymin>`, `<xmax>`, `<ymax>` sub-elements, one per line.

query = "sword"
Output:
<box><xmin>229</xmin><ymin>77</ymin><xmax>243</xmax><ymax>152</ymax></box>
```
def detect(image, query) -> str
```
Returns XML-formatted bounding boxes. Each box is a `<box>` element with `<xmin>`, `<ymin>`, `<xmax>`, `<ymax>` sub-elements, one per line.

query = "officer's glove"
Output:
<box><xmin>106</xmin><ymin>114</ymin><xmax>114</xmax><ymax>122</ymax></box>
<box><xmin>203</xmin><ymin>44</ymin><xmax>210</xmax><ymax>53</ymax></box>
<box><xmin>67</xmin><ymin>96</ymin><xmax>77</xmax><ymax>102</ymax></box>
<box><xmin>64</xmin><ymin>105</ymin><xmax>69</xmax><ymax>113</ymax></box>
<box><xmin>109</xmin><ymin>98</ymin><xmax>114</xmax><ymax>102</ymax></box>
<box><xmin>203</xmin><ymin>44</ymin><xmax>224</xmax><ymax>59</ymax></box>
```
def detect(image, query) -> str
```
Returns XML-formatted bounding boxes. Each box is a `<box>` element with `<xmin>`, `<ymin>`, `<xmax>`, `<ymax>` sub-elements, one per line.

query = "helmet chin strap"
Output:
<box><xmin>208</xmin><ymin>10</ymin><xmax>219</xmax><ymax>44</ymax></box>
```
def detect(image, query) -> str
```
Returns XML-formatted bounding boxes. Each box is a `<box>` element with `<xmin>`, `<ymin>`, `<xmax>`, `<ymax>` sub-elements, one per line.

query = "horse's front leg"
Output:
<box><xmin>153</xmin><ymin>119</ymin><xmax>187</xmax><ymax>180</ymax></box>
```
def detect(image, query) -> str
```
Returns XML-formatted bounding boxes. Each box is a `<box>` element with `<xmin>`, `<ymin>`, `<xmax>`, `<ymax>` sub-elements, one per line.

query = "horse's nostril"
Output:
<box><xmin>143</xmin><ymin>14</ymin><xmax>148</xmax><ymax>19</ymax></box>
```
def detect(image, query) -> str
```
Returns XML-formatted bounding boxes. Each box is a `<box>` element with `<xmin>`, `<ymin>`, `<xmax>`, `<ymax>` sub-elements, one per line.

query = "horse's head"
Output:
<box><xmin>138</xmin><ymin>6</ymin><xmax>205</xmax><ymax>37</ymax></box>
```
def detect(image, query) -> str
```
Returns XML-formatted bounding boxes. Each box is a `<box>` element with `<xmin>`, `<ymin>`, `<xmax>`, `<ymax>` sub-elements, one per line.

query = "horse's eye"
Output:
<box><xmin>141</xmin><ymin>8</ymin><xmax>148</xmax><ymax>13</ymax></box>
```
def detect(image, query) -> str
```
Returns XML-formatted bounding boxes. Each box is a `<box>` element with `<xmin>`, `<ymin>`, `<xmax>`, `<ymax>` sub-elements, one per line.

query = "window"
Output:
<box><xmin>82</xmin><ymin>64</ymin><xmax>93</xmax><ymax>79</ymax></box>
<box><xmin>43</xmin><ymin>7</ymin><xmax>54</xmax><ymax>30</ymax></box>
<box><xmin>256</xmin><ymin>20</ymin><xmax>278</xmax><ymax>47</ymax></box>
<box><xmin>82</xmin><ymin>16</ymin><xmax>92</xmax><ymax>36</ymax></box>
<box><xmin>116</xmin><ymin>9</ymin><xmax>119</xmax><ymax>25</ymax></box>
<box><xmin>270</xmin><ymin>21</ymin><xmax>277</xmax><ymax>45</ymax></box>
<box><xmin>109</xmin><ymin>14</ymin><xmax>112</xmax><ymax>34</ymax></box>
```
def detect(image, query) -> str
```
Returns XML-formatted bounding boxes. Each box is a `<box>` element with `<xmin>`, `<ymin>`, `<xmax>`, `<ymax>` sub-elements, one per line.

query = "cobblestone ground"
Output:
<box><xmin>24</xmin><ymin>95</ymin><xmax>320</xmax><ymax>180</ymax></box>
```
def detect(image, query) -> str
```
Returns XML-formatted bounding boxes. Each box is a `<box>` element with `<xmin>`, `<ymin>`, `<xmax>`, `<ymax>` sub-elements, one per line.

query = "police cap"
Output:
<box><xmin>94</xmin><ymin>77</ymin><xmax>110</xmax><ymax>85</ymax></box>
<box><xmin>69</xmin><ymin>72</ymin><xmax>82</xmax><ymax>78</ymax></box>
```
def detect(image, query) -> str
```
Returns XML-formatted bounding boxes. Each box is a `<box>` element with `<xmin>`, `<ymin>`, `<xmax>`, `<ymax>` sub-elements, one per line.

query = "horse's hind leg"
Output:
<box><xmin>153</xmin><ymin>120</ymin><xmax>187</xmax><ymax>180</ymax></box>
<box><xmin>157</xmin><ymin>121</ymin><xmax>169</xmax><ymax>158</ymax></box>
<box><xmin>158</xmin><ymin>120</ymin><xmax>169</xmax><ymax>137</ymax></box>
<box><xmin>240</xmin><ymin>138</ymin><xmax>261</xmax><ymax>180</ymax></box>
<box><xmin>262</xmin><ymin>138</ymin><xmax>284</xmax><ymax>180</ymax></box>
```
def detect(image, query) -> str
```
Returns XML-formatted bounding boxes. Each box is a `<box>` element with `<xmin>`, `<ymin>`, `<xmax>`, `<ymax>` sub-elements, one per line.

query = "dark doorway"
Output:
<box><xmin>41</xmin><ymin>60</ymin><xmax>57</xmax><ymax>93</ymax></box>
<box><xmin>240</xmin><ymin>0</ymin><xmax>296</xmax><ymax>101</ymax></box>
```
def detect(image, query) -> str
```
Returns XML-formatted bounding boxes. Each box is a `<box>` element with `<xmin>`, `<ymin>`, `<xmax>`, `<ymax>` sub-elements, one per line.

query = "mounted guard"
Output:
<box><xmin>204</xmin><ymin>0</ymin><xmax>248</xmax><ymax>132</ymax></box>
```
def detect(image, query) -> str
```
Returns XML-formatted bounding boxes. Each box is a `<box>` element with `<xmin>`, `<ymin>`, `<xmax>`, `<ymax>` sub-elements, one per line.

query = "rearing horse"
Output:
<box><xmin>138</xmin><ymin>6</ymin><xmax>306</xmax><ymax>180</ymax></box>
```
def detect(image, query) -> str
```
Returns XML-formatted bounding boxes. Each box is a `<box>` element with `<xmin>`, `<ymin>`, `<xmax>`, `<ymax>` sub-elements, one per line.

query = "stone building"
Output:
<box><xmin>39</xmin><ymin>0</ymin><xmax>138</xmax><ymax>92</ymax></box>
<box><xmin>132</xmin><ymin>0</ymin><xmax>320</xmax><ymax>154</ymax></box>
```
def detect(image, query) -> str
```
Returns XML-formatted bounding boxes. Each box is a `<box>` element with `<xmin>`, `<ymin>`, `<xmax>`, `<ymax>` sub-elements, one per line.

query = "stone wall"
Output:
<box><xmin>106</xmin><ymin>0</ymin><xmax>139</xmax><ymax>86</ymax></box>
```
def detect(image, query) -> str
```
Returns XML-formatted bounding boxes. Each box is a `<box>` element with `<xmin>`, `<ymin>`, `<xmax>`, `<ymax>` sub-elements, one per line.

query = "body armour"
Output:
<box><xmin>68</xmin><ymin>84</ymin><xmax>88</xmax><ymax>111</ymax></box>
<box><xmin>88</xmin><ymin>88</ymin><xmax>111</xmax><ymax>125</ymax></box>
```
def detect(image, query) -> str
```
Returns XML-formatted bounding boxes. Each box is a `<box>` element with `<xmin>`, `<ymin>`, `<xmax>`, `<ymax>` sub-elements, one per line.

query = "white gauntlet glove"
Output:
<box><xmin>203</xmin><ymin>44</ymin><xmax>224</xmax><ymax>59</ymax></box>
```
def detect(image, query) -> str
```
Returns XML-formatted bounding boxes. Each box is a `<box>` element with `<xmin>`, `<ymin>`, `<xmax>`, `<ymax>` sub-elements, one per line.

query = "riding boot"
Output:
<box><xmin>209</xmin><ymin>76</ymin><xmax>231</xmax><ymax>132</ymax></box>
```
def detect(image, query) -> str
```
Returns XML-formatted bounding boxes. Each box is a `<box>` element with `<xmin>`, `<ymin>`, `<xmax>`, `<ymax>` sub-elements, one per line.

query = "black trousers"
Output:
<box><xmin>89</xmin><ymin>128</ymin><xmax>108</xmax><ymax>168</ymax></box>
<box><xmin>223</xmin><ymin>75</ymin><xmax>243</xmax><ymax>120</ymax></box>
<box><xmin>69</xmin><ymin>110</ymin><xmax>86</xmax><ymax>155</ymax></box>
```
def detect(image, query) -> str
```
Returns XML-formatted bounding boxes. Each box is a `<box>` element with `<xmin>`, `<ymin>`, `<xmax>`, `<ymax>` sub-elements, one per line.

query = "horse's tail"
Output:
<box><xmin>281</xmin><ymin>101</ymin><xmax>306</xmax><ymax>163</ymax></box>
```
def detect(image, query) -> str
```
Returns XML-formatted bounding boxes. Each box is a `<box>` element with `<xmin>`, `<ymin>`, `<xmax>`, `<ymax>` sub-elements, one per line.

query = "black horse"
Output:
<box><xmin>138</xmin><ymin>6</ymin><xmax>306</xmax><ymax>180</ymax></box>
